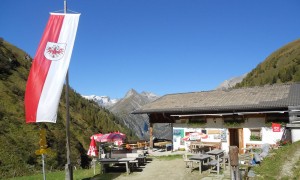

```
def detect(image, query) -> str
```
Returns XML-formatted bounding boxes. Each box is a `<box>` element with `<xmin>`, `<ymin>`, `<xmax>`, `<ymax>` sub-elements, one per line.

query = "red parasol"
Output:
<box><xmin>97</xmin><ymin>132</ymin><xmax>126</xmax><ymax>143</ymax></box>
<box><xmin>87</xmin><ymin>138</ymin><xmax>98</xmax><ymax>157</ymax></box>
<box><xmin>91</xmin><ymin>133</ymin><xmax>103</xmax><ymax>142</ymax></box>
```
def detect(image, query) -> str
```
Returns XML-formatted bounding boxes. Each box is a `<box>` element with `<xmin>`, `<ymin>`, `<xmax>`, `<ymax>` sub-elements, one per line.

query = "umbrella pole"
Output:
<box><xmin>93</xmin><ymin>158</ymin><xmax>96</xmax><ymax>175</ymax></box>
<box><xmin>42</xmin><ymin>154</ymin><xmax>46</xmax><ymax>180</ymax></box>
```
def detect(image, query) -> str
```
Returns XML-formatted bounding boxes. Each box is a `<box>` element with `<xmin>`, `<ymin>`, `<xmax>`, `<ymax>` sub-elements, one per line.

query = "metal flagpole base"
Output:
<box><xmin>65</xmin><ymin>164</ymin><xmax>73</xmax><ymax>180</ymax></box>
<box><xmin>42</xmin><ymin>154</ymin><xmax>46</xmax><ymax>180</ymax></box>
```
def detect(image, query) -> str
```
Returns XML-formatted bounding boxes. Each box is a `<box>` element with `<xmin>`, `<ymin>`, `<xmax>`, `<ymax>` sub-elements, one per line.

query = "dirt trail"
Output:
<box><xmin>279</xmin><ymin>147</ymin><xmax>300</xmax><ymax>178</ymax></box>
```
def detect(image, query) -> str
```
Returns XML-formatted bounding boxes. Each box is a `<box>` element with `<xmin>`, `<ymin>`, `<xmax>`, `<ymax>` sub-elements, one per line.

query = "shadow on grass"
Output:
<box><xmin>145</xmin><ymin>157</ymin><xmax>153</xmax><ymax>162</ymax></box>
<box><xmin>85</xmin><ymin>161</ymin><xmax>150</xmax><ymax>180</ymax></box>
<box><xmin>86</xmin><ymin>173</ymin><xmax>121</xmax><ymax>180</ymax></box>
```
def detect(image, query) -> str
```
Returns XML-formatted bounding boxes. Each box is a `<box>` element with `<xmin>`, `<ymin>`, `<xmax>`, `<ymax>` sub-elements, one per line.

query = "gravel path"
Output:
<box><xmin>114</xmin><ymin>157</ymin><xmax>230</xmax><ymax>180</ymax></box>
<box><xmin>91</xmin><ymin>151</ymin><xmax>231</xmax><ymax>180</ymax></box>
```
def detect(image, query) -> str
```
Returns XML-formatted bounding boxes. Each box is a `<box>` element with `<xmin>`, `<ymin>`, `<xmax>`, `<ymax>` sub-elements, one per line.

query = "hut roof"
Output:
<box><xmin>133</xmin><ymin>83</ymin><xmax>300</xmax><ymax>114</ymax></box>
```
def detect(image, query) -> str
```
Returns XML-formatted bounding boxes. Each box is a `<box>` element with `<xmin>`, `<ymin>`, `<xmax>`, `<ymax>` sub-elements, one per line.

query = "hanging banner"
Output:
<box><xmin>272</xmin><ymin>123</ymin><xmax>281</xmax><ymax>132</ymax></box>
<box><xmin>25</xmin><ymin>13</ymin><xmax>80</xmax><ymax>123</ymax></box>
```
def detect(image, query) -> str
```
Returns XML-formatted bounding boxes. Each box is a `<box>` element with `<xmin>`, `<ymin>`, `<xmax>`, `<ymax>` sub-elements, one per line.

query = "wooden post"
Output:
<box><xmin>171</xmin><ymin>123</ymin><xmax>174</xmax><ymax>151</ymax></box>
<box><xmin>229</xmin><ymin>146</ymin><xmax>240</xmax><ymax>180</ymax></box>
<box><xmin>149</xmin><ymin>123</ymin><xmax>153</xmax><ymax>149</ymax></box>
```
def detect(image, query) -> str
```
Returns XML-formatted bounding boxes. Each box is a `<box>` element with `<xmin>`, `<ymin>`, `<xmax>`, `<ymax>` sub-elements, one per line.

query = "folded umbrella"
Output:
<box><xmin>87</xmin><ymin>138</ymin><xmax>98</xmax><ymax>157</ymax></box>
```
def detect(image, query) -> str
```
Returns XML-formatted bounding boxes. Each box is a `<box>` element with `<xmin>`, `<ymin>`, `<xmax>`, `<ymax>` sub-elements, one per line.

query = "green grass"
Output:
<box><xmin>154</xmin><ymin>154</ymin><xmax>182</xmax><ymax>160</ymax></box>
<box><xmin>292</xmin><ymin>157</ymin><xmax>300</xmax><ymax>179</ymax></box>
<box><xmin>9</xmin><ymin>168</ymin><xmax>95</xmax><ymax>180</ymax></box>
<box><xmin>9</xmin><ymin>164</ymin><xmax>120</xmax><ymax>180</ymax></box>
<box><xmin>253</xmin><ymin>141</ymin><xmax>300</xmax><ymax>179</ymax></box>
<box><xmin>9</xmin><ymin>155</ymin><xmax>183</xmax><ymax>179</ymax></box>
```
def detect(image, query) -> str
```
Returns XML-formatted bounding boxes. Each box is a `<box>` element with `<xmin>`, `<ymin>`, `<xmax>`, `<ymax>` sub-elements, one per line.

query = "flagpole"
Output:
<box><xmin>42</xmin><ymin>154</ymin><xmax>46</xmax><ymax>180</ymax></box>
<box><xmin>64</xmin><ymin>0</ymin><xmax>73</xmax><ymax>179</ymax></box>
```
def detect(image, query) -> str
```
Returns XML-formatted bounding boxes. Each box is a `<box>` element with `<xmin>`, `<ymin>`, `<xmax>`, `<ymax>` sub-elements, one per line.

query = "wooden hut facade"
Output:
<box><xmin>133</xmin><ymin>83</ymin><xmax>300</xmax><ymax>152</ymax></box>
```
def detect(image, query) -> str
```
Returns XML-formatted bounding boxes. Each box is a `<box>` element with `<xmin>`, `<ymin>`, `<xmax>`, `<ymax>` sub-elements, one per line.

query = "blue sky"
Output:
<box><xmin>1</xmin><ymin>0</ymin><xmax>300</xmax><ymax>98</ymax></box>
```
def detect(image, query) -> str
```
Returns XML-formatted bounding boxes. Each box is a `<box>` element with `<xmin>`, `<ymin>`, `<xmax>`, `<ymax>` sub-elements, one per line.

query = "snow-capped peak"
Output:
<box><xmin>124</xmin><ymin>89</ymin><xmax>138</xmax><ymax>99</ymax></box>
<box><xmin>141</xmin><ymin>91</ymin><xmax>159</xmax><ymax>101</ymax></box>
<box><xmin>82</xmin><ymin>89</ymin><xmax>159</xmax><ymax>108</ymax></box>
<box><xmin>82</xmin><ymin>95</ymin><xmax>119</xmax><ymax>107</ymax></box>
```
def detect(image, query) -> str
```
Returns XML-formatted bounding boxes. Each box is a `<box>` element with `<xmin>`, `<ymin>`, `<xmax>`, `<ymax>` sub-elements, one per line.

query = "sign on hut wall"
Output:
<box><xmin>221</xmin><ymin>128</ymin><xmax>227</xmax><ymax>142</ymax></box>
<box><xmin>272</xmin><ymin>123</ymin><xmax>281</xmax><ymax>132</ymax></box>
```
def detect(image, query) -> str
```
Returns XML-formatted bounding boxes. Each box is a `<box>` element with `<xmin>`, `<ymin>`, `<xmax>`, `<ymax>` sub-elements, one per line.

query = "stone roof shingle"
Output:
<box><xmin>133</xmin><ymin>83</ymin><xmax>300</xmax><ymax>114</ymax></box>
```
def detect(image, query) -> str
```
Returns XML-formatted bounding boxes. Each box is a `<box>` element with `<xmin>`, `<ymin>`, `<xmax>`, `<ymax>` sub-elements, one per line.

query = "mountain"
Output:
<box><xmin>85</xmin><ymin>89</ymin><xmax>173</xmax><ymax>140</ymax></box>
<box><xmin>235</xmin><ymin>39</ymin><xmax>300</xmax><ymax>88</ymax></box>
<box><xmin>82</xmin><ymin>95</ymin><xmax>119</xmax><ymax>107</ymax></box>
<box><xmin>109</xmin><ymin>89</ymin><xmax>155</xmax><ymax>140</ymax></box>
<box><xmin>0</xmin><ymin>38</ymin><xmax>137</xmax><ymax>178</ymax></box>
<box><xmin>216</xmin><ymin>73</ymin><xmax>247</xmax><ymax>90</ymax></box>
<box><xmin>108</xmin><ymin>89</ymin><xmax>172</xmax><ymax>140</ymax></box>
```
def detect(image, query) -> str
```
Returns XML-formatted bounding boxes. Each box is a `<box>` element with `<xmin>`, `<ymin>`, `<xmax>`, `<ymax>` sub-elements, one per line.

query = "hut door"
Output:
<box><xmin>229</xmin><ymin>128</ymin><xmax>244</xmax><ymax>153</ymax></box>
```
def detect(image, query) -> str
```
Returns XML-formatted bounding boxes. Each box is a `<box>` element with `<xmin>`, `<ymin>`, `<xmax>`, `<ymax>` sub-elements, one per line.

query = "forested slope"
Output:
<box><xmin>0</xmin><ymin>38</ymin><xmax>137</xmax><ymax>178</ymax></box>
<box><xmin>236</xmin><ymin>39</ymin><xmax>300</xmax><ymax>88</ymax></box>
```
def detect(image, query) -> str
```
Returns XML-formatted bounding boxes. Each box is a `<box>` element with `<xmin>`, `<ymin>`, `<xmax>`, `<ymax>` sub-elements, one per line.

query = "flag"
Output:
<box><xmin>25</xmin><ymin>13</ymin><xmax>80</xmax><ymax>123</ymax></box>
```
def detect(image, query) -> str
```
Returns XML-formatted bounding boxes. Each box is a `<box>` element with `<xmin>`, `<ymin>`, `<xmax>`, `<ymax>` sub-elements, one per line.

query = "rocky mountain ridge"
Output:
<box><xmin>216</xmin><ymin>73</ymin><xmax>247</xmax><ymax>90</ymax></box>
<box><xmin>84</xmin><ymin>89</ymin><xmax>173</xmax><ymax>140</ymax></box>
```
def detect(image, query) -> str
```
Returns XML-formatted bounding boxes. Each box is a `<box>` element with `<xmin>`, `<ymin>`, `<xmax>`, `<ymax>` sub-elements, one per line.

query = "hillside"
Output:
<box><xmin>236</xmin><ymin>39</ymin><xmax>300</xmax><ymax>88</ymax></box>
<box><xmin>0</xmin><ymin>38</ymin><xmax>137</xmax><ymax>178</ymax></box>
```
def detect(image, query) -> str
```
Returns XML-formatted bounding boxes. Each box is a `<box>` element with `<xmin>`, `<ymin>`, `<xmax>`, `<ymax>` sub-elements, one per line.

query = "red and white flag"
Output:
<box><xmin>25</xmin><ymin>13</ymin><xmax>80</xmax><ymax>123</ymax></box>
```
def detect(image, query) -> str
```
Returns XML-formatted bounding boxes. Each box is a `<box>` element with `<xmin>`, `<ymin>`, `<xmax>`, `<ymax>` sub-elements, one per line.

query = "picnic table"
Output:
<box><xmin>190</xmin><ymin>142</ymin><xmax>217</xmax><ymax>154</ymax></box>
<box><xmin>206</xmin><ymin>149</ymin><xmax>225</xmax><ymax>174</ymax></box>
<box><xmin>111</xmin><ymin>152</ymin><xmax>146</xmax><ymax>165</ymax></box>
<box><xmin>189</xmin><ymin>154</ymin><xmax>213</xmax><ymax>174</ymax></box>
<box><xmin>206</xmin><ymin>149</ymin><xmax>224</xmax><ymax>156</ymax></box>
<box><xmin>98</xmin><ymin>157</ymin><xmax>137</xmax><ymax>175</ymax></box>
<box><xmin>202</xmin><ymin>143</ymin><xmax>217</xmax><ymax>151</ymax></box>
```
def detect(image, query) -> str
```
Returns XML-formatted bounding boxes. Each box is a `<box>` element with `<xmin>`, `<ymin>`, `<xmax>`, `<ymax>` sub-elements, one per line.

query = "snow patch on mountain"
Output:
<box><xmin>141</xmin><ymin>91</ymin><xmax>159</xmax><ymax>101</ymax></box>
<box><xmin>82</xmin><ymin>95</ymin><xmax>119</xmax><ymax>107</ymax></box>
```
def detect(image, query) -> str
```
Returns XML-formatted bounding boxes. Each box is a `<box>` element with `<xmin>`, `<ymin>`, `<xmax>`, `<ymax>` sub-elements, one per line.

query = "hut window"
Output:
<box><xmin>250</xmin><ymin>128</ymin><xmax>262</xmax><ymax>141</ymax></box>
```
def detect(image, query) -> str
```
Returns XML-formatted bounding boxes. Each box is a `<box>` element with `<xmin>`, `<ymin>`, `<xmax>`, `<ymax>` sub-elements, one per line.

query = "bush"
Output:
<box><xmin>276</xmin><ymin>139</ymin><xmax>291</xmax><ymax>146</ymax></box>
<box><xmin>250</xmin><ymin>135</ymin><xmax>262</xmax><ymax>141</ymax></box>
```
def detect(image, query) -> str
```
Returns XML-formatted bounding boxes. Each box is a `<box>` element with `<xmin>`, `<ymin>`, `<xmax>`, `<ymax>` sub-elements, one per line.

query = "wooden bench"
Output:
<box><xmin>111</xmin><ymin>153</ymin><xmax>146</xmax><ymax>166</ymax></box>
<box><xmin>98</xmin><ymin>158</ymin><xmax>134</xmax><ymax>175</ymax></box>
<box><xmin>182</xmin><ymin>154</ymin><xmax>197</xmax><ymax>173</ymax></box>
<box><xmin>201</xmin><ymin>142</ymin><xmax>222</xmax><ymax>150</ymax></box>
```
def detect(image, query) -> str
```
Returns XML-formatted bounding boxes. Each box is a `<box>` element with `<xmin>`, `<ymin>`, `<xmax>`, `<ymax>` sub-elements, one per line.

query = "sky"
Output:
<box><xmin>1</xmin><ymin>0</ymin><xmax>300</xmax><ymax>99</ymax></box>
